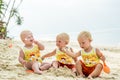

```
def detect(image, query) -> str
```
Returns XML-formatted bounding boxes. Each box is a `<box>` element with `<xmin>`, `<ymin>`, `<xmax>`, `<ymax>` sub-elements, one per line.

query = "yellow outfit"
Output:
<box><xmin>23</xmin><ymin>44</ymin><xmax>42</xmax><ymax>63</ymax></box>
<box><xmin>81</xmin><ymin>48</ymin><xmax>100</xmax><ymax>67</ymax></box>
<box><xmin>55</xmin><ymin>47</ymin><xmax>74</xmax><ymax>64</ymax></box>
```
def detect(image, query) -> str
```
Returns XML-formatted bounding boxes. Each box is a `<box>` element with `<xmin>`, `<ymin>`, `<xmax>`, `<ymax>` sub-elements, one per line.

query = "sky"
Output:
<box><xmin>5</xmin><ymin>0</ymin><xmax>120</xmax><ymax>46</ymax></box>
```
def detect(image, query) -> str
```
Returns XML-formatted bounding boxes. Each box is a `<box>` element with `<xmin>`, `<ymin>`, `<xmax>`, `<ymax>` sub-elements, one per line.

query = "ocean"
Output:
<box><xmin>8</xmin><ymin>26</ymin><xmax>120</xmax><ymax>46</ymax></box>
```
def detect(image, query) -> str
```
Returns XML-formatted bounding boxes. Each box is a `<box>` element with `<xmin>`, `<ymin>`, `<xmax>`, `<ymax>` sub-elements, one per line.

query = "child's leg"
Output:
<box><xmin>88</xmin><ymin>63</ymin><xmax>103</xmax><ymax>78</ymax></box>
<box><xmin>71</xmin><ymin>67</ymin><xmax>76</xmax><ymax>73</ymax></box>
<box><xmin>72</xmin><ymin>67</ymin><xmax>78</xmax><ymax>76</ymax></box>
<box><xmin>32</xmin><ymin>61</ymin><xmax>42</xmax><ymax>74</ymax></box>
<box><xmin>52</xmin><ymin>61</ymin><xmax>59</xmax><ymax>68</ymax></box>
<box><xmin>76</xmin><ymin>60</ymin><xmax>85</xmax><ymax>77</ymax></box>
<box><xmin>40</xmin><ymin>62</ymin><xmax>51</xmax><ymax>71</ymax></box>
<box><xmin>24</xmin><ymin>62</ymin><xmax>33</xmax><ymax>70</ymax></box>
<box><xmin>66</xmin><ymin>64</ymin><xmax>76</xmax><ymax>73</ymax></box>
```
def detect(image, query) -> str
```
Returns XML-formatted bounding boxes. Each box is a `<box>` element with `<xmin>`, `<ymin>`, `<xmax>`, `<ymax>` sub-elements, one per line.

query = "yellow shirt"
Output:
<box><xmin>23</xmin><ymin>45</ymin><xmax>42</xmax><ymax>63</ymax></box>
<box><xmin>55</xmin><ymin>47</ymin><xmax>74</xmax><ymax>64</ymax></box>
<box><xmin>81</xmin><ymin>48</ymin><xmax>100</xmax><ymax>67</ymax></box>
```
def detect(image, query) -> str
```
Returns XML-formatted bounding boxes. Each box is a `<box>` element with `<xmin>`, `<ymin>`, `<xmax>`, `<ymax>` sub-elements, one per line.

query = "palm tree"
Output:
<box><xmin>0</xmin><ymin>0</ymin><xmax>23</xmax><ymax>39</ymax></box>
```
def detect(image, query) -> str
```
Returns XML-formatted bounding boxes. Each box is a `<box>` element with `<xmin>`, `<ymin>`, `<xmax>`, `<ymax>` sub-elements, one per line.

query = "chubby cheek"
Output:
<box><xmin>25</xmin><ymin>39</ymin><xmax>33</xmax><ymax>44</ymax></box>
<box><xmin>56</xmin><ymin>42</ymin><xmax>59</xmax><ymax>46</ymax></box>
<box><xmin>56</xmin><ymin>43</ymin><xmax>63</xmax><ymax>48</ymax></box>
<box><xmin>86</xmin><ymin>41</ymin><xmax>90</xmax><ymax>46</ymax></box>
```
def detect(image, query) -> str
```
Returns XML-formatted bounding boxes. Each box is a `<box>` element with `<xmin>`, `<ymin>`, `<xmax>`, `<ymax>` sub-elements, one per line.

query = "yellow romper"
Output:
<box><xmin>23</xmin><ymin>44</ymin><xmax>42</xmax><ymax>63</ymax></box>
<box><xmin>81</xmin><ymin>48</ymin><xmax>100</xmax><ymax>67</ymax></box>
<box><xmin>55</xmin><ymin>47</ymin><xmax>74</xmax><ymax>64</ymax></box>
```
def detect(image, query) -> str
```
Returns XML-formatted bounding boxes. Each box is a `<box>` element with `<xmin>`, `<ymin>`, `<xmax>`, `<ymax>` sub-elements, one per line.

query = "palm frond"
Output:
<box><xmin>16</xmin><ymin>16</ymin><xmax>23</xmax><ymax>25</ymax></box>
<box><xmin>10</xmin><ymin>8</ymin><xmax>18</xmax><ymax>17</ymax></box>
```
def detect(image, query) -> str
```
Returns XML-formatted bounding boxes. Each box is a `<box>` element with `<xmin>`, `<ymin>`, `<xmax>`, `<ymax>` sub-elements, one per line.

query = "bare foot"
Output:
<box><xmin>34</xmin><ymin>70</ymin><xmax>43</xmax><ymax>74</ymax></box>
<box><xmin>87</xmin><ymin>75</ymin><xmax>93</xmax><ymax>79</ymax></box>
<box><xmin>72</xmin><ymin>67</ymin><xmax>76</xmax><ymax>73</ymax></box>
<box><xmin>77</xmin><ymin>74</ymin><xmax>85</xmax><ymax>78</ymax></box>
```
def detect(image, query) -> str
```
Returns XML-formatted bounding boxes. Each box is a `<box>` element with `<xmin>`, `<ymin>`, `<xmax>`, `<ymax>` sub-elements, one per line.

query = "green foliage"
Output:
<box><xmin>0</xmin><ymin>0</ymin><xmax>23</xmax><ymax>39</ymax></box>
<box><xmin>0</xmin><ymin>1</ymin><xmax>7</xmax><ymax>19</ymax></box>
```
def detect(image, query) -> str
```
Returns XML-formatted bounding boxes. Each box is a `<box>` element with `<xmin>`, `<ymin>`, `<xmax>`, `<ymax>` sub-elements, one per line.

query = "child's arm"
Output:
<box><xmin>18</xmin><ymin>49</ymin><xmax>27</xmax><ymax>65</ymax></box>
<box><xmin>64</xmin><ymin>48</ymin><xmax>81</xmax><ymax>58</ymax></box>
<box><xmin>34</xmin><ymin>40</ymin><xmax>44</xmax><ymax>50</ymax></box>
<box><xmin>70</xmin><ymin>48</ymin><xmax>78</xmax><ymax>62</ymax></box>
<box><xmin>41</xmin><ymin>49</ymin><xmax>56</xmax><ymax>60</ymax></box>
<box><xmin>96</xmin><ymin>48</ymin><xmax>105</xmax><ymax>62</ymax></box>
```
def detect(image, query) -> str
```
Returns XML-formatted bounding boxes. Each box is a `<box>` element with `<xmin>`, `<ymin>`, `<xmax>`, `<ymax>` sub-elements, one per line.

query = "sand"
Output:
<box><xmin>0</xmin><ymin>39</ymin><xmax>120</xmax><ymax>80</ymax></box>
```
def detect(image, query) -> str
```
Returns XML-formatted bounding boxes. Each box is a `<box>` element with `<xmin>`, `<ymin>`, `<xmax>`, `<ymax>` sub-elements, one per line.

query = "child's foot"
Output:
<box><xmin>74</xmin><ymin>71</ymin><xmax>78</xmax><ymax>76</ymax></box>
<box><xmin>72</xmin><ymin>67</ymin><xmax>76</xmax><ymax>73</ymax></box>
<box><xmin>34</xmin><ymin>70</ymin><xmax>43</xmax><ymax>74</ymax></box>
<box><xmin>77</xmin><ymin>74</ymin><xmax>85</xmax><ymax>78</ymax></box>
<box><xmin>87</xmin><ymin>75</ymin><xmax>93</xmax><ymax>79</ymax></box>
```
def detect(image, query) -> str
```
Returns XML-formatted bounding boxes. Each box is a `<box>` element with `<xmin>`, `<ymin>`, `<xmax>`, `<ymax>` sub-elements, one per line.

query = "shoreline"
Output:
<box><xmin>12</xmin><ymin>39</ymin><xmax>120</xmax><ymax>53</ymax></box>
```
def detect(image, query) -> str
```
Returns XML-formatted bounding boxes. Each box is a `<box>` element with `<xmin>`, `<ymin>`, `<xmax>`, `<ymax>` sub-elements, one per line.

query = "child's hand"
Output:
<box><xmin>62</xmin><ymin>47</ymin><xmax>67</xmax><ymax>52</ymax></box>
<box><xmin>33</xmin><ymin>40</ymin><xmax>44</xmax><ymax>50</ymax></box>
<box><xmin>33</xmin><ymin>40</ymin><xmax>39</xmax><ymax>44</ymax></box>
<box><xmin>62</xmin><ymin>47</ymin><xmax>71</xmax><ymax>53</ymax></box>
<box><xmin>41</xmin><ymin>56</ymin><xmax>44</xmax><ymax>60</ymax></box>
<box><xmin>103</xmin><ymin>61</ymin><xmax>110</xmax><ymax>74</ymax></box>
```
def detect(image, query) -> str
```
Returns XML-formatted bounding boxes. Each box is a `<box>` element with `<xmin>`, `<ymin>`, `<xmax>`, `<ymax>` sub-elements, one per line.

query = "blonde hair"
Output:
<box><xmin>20</xmin><ymin>30</ymin><xmax>32</xmax><ymax>42</ymax></box>
<box><xmin>78</xmin><ymin>31</ymin><xmax>92</xmax><ymax>41</ymax></box>
<box><xmin>57</xmin><ymin>32</ymin><xmax>69</xmax><ymax>44</ymax></box>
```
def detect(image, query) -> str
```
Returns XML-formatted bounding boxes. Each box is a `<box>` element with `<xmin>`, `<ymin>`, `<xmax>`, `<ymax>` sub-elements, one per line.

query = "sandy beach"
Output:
<box><xmin>0</xmin><ymin>39</ymin><xmax>120</xmax><ymax>80</ymax></box>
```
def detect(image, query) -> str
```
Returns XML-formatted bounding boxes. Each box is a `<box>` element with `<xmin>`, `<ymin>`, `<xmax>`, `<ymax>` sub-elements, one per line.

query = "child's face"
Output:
<box><xmin>78</xmin><ymin>37</ymin><xmax>91</xmax><ymax>50</ymax></box>
<box><xmin>56</xmin><ymin>37</ymin><xmax>67</xmax><ymax>48</ymax></box>
<box><xmin>22</xmin><ymin>32</ymin><xmax>34</xmax><ymax>45</ymax></box>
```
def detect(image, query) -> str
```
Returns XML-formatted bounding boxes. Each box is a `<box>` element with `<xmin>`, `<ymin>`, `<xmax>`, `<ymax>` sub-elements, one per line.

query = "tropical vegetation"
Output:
<box><xmin>0</xmin><ymin>0</ymin><xmax>23</xmax><ymax>39</ymax></box>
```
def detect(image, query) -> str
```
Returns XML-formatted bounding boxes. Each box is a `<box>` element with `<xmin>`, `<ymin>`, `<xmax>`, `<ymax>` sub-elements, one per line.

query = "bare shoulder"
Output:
<box><xmin>19</xmin><ymin>48</ymin><xmax>24</xmax><ymax>55</ymax></box>
<box><xmin>95</xmin><ymin>48</ymin><xmax>100</xmax><ymax>52</ymax></box>
<box><xmin>95</xmin><ymin>48</ymin><xmax>102</xmax><ymax>53</ymax></box>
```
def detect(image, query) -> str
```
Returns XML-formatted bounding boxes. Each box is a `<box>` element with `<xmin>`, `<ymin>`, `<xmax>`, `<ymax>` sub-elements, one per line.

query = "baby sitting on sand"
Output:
<box><xmin>18</xmin><ymin>30</ymin><xmax>51</xmax><ymax>74</ymax></box>
<box><xmin>42</xmin><ymin>32</ymin><xmax>77</xmax><ymax>73</ymax></box>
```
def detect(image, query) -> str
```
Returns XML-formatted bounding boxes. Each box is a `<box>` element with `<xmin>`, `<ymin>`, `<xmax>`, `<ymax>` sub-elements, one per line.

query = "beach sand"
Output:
<box><xmin>0</xmin><ymin>39</ymin><xmax>120</xmax><ymax>80</ymax></box>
